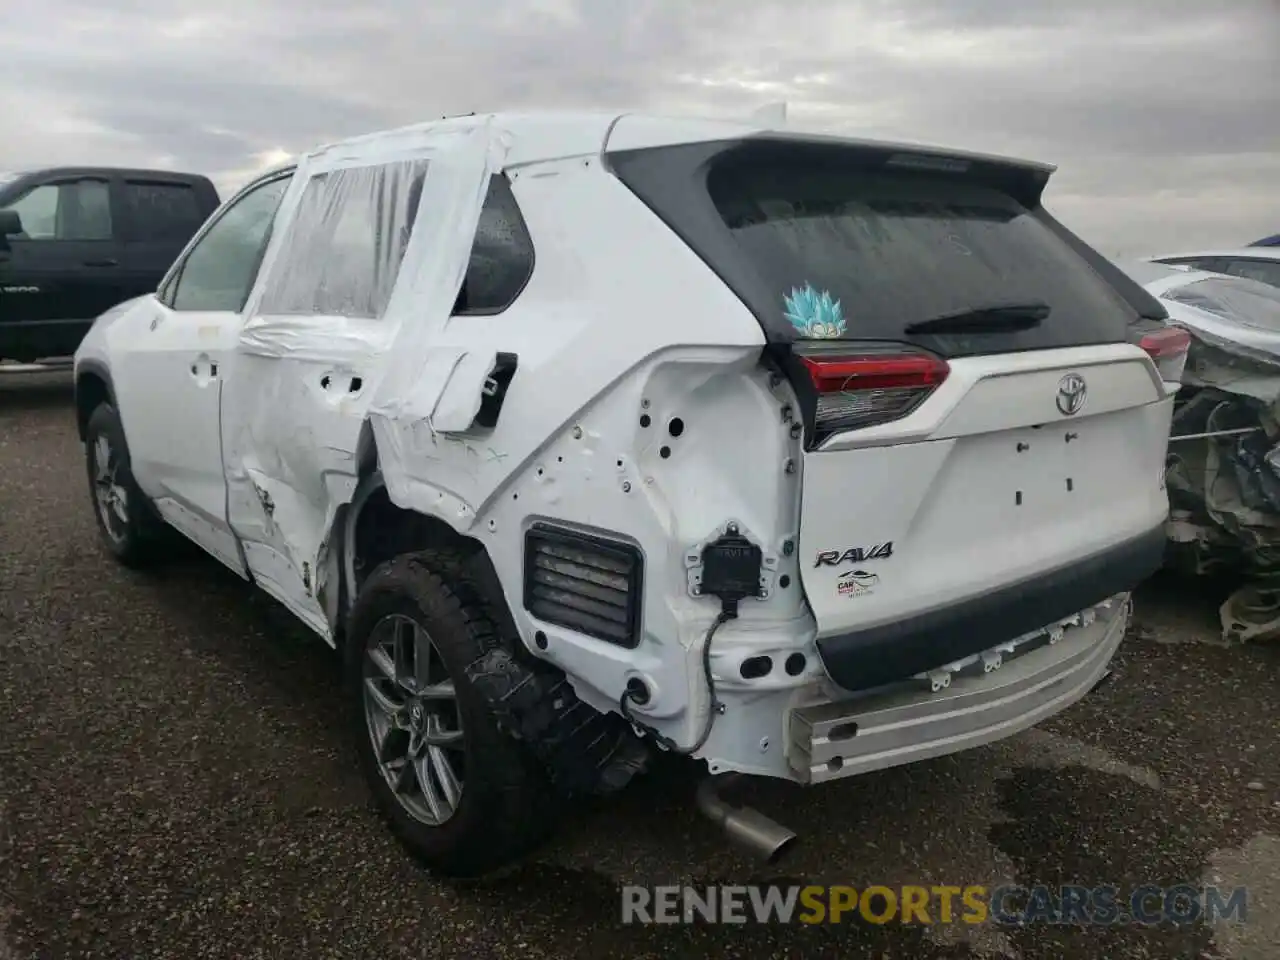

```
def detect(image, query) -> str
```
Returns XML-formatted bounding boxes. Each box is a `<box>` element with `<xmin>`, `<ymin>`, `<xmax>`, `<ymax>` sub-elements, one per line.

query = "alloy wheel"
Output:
<box><xmin>92</xmin><ymin>434</ymin><xmax>130</xmax><ymax>543</ymax></box>
<box><xmin>362</xmin><ymin>613</ymin><xmax>466</xmax><ymax>825</ymax></box>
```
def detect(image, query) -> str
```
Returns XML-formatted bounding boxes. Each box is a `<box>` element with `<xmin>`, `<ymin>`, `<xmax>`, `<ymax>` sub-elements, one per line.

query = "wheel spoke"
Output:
<box><xmin>423</xmin><ymin>727</ymin><xmax>463</xmax><ymax>748</ymax></box>
<box><xmin>93</xmin><ymin>437</ymin><xmax>111</xmax><ymax>481</ymax></box>
<box><xmin>377</xmin><ymin>725</ymin><xmax>410</xmax><ymax>764</ymax></box>
<box><xmin>363</xmin><ymin>676</ymin><xmax>404</xmax><ymax>719</ymax></box>
<box><xmin>427</xmin><ymin>745</ymin><xmax>462</xmax><ymax>810</ymax></box>
<box><xmin>423</xmin><ymin>711</ymin><xmax>463</xmax><ymax>747</ymax></box>
<box><xmin>392</xmin><ymin>758</ymin><xmax>417</xmax><ymax>795</ymax></box>
<box><xmin>110</xmin><ymin>487</ymin><xmax>129</xmax><ymax>523</ymax></box>
<box><xmin>368</xmin><ymin>646</ymin><xmax>397</xmax><ymax>684</ymax></box>
<box><xmin>414</xmin><ymin>753</ymin><xmax>448</xmax><ymax>822</ymax></box>
<box><xmin>393</xmin><ymin>618</ymin><xmax>417</xmax><ymax>691</ymax></box>
<box><xmin>419</xmin><ymin>680</ymin><xmax>455</xmax><ymax>701</ymax></box>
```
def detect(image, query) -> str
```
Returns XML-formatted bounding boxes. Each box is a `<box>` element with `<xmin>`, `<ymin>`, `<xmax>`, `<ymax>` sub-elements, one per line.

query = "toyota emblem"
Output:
<box><xmin>1056</xmin><ymin>373</ymin><xmax>1087</xmax><ymax>416</ymax></box>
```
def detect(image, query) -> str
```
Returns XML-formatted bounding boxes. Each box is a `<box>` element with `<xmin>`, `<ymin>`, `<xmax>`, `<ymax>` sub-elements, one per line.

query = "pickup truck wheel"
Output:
<box><xmin>346</xmin><ymin>551</ymin><xmax>556</xmax><ymax>878</ymax></box>
<box><xmin>84</xmin><ymin>403</ymin><xmax>169</xmax><ymax>567</ymax></box>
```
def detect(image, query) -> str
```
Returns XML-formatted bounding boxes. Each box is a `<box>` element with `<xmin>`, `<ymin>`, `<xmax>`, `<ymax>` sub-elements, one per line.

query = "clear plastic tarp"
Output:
<box><xmin>256</xmin><ymin>158</ymin><xmax>430</xmax><ymax>320</ymax></box>
<box><xmin>1165</xmin><ymin>276</ymin><xmax>1280</xmax><ymax>334</ymax></box>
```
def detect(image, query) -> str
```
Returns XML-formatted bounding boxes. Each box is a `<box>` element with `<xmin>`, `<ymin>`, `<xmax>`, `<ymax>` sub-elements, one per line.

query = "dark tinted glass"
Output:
<box><xmin>454</xmin><ymin>175</ymin><xmax>535</xmax><ymax>315</ymax></box>
<box><xmin>704</xmin><ymin>157</ymin><xmax>1131</xmax><ymax>353</ymax></box>
<box><xmin>124</xmin><ymin>181</ymin><xmax>207</xmax><ymax>243</ymax></box>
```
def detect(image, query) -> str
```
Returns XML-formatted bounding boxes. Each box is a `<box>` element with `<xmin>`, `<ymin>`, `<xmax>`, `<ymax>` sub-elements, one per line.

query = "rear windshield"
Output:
<box><xmin>611</xmin><ymin>140</ymin><xmax>1138</xmax><ymax>356</ymax></box>
<box><xmin>1165</xmin><ymin>276</ymin><xmax>1280</xmax><ymax>333</ymax></box>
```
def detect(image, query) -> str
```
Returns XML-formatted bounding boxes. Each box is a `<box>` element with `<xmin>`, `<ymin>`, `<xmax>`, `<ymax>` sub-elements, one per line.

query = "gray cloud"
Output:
<box><xmin>2</xmin><ymin>0</ymin><xmax>1277</xmax><ymax>254</ymax></box>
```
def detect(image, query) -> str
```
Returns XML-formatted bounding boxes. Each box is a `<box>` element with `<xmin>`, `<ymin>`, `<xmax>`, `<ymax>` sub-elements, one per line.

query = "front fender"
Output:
<box><xmin>72</xmin><ymin>294</ymin><xmax>153</xmax><ymax>440</ymax></box>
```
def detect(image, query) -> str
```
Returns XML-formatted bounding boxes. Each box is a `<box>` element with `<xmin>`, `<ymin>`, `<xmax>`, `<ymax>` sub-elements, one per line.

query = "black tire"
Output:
<box><xmin>84</xmin><ymin>402</ymin><xmax>170</xmax><ymax>568</ymax></box>
<box><xmin>345</xmin><ymin>550</ymin><xmax>557</xmax><ymax>878</ymax></box>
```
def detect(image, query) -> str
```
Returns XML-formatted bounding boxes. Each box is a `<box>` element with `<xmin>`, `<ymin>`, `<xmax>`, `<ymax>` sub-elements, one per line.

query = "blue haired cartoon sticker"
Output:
<box><xmin>783</xmin><ymin>285</ymin><xmax>846</xmax><ymax>338</ymax></box>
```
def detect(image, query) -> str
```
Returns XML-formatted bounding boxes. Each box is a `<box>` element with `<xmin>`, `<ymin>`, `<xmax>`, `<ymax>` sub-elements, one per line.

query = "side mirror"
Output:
<box><xmin>0</xmin><ymin>209</ymin><xmax>21</xmax><ymax>255</ymax></box>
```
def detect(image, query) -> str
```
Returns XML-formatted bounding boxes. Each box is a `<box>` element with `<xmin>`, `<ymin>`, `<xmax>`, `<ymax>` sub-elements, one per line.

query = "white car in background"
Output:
<box><xmin>1148</xmin><ymin>247</ymin><xmax>1280</xmax><ymax>291</ymax></box>
<box><xmin>1122</xmin><ymin>260</ymin><xmax>1280</xmax><ymax>356</ymax></box>
<box><xmin>72</xmin><ymin>110</ymin><xmax>1183</xmax><ymax>877</ymax></box>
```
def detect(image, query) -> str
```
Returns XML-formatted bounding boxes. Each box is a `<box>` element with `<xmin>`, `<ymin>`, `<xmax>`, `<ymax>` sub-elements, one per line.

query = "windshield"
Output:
<box><xmin>0</xmin><ymin>171</ymin><xmax>23</xmax><ymax>187</ymax></box>
<box><xmin>1164</xmin><ymin>276</ymin><xmax>1280</xmax><ymax>333</ymax></box>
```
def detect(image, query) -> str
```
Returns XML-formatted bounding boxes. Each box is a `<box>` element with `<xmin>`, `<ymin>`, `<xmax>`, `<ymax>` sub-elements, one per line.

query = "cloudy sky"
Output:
<box><xmin>2</xmin><ymin>0</ymin><xmax>1277</xmax><ymax>256</ymax></box>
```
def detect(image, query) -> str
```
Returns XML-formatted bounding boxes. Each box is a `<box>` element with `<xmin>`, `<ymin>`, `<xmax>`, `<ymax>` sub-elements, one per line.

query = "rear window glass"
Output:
<box><xmin>123</xmin><ymin>181</ymin><xmax>207</xmax><ymax>244</ymax></box>
<box><xmin>1164</xmin><ymin>276</ymin><xmax>1280</xmax><ymax>333</ymax></box>
<box><xmin>705</xmin><ymin>158</ymin><xmax>1130</xmax><ymax>353</ymax></box>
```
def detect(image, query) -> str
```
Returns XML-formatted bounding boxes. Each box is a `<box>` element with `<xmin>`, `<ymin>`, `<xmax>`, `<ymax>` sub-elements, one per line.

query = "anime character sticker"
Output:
<box><xmin>783</xmin><ymin>284</ymin><xmax>847</xmax><ymax>338</ymax></box>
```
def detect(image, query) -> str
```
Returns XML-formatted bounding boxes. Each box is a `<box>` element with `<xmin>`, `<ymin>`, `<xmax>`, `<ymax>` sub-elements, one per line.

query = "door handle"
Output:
<box><xmin>190</xmin><ymin>355</ymin><xmax>218</xmax><ymax>380</ymax></box>
<box><xmin>83</xmin><ymin>258</ymin><xmax>119</xmax><ymax>267</ymax></box>
<box><xmin>319</xmin><ymin>372</ymin><xmax>364</xmax><ymax>393</ymax></box>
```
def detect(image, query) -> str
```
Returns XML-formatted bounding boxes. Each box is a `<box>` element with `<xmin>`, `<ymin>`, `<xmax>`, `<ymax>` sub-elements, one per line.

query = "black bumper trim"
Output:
<box><xmin>815</xmin><ymin>525</ymin><xmax>1165</xmax><ymax>693</ymax></box>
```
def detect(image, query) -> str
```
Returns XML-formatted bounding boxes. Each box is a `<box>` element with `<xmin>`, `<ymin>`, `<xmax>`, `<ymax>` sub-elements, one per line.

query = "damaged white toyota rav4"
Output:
<box><xmin>74</xmin><ymin>111</ymin><xmax>1186</xmax><ymax>877</ymax></box>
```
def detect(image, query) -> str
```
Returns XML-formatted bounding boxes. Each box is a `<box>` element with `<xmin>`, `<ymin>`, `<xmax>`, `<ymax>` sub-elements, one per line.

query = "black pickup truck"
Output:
<box><xmin>0</xmin><ymin>167</ymin><xmax>220</xmax><ymax>362</ymax></box>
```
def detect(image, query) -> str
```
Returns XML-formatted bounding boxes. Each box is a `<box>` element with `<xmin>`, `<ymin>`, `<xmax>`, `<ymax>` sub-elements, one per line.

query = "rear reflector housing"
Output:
<box><xmin>523</xmin><ymin>524</ymin><xmax>643</xmax><ymax>648</ymax></box>
<box><xmin>1138</xmin><ymin>325</ymin><xmax>1191</xmax><ymax>383</ymax></box>
<box><xmin>787</xmin><ymin>346</ymin><xmax>950</xmax><ymax>446</ymax></box>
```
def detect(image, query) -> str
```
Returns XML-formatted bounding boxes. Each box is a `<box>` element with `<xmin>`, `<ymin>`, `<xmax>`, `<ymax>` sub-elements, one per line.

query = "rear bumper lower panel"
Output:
<box><xmin>813</xmin><ymin>524</ymin><xmax>1164</xmax><ymax>692</ymax></box>
<box><xmin>790</xmin><ymin>594</ymin><xmax>1129</xmax><ymax>783</ymax></box>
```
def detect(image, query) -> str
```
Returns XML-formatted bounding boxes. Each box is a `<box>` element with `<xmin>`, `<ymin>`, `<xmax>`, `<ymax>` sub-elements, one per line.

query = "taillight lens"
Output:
<box><xmin>1139</xmin><ymin>325</ymin><xmax>1191</xmax><ymax>384</ymax></box>
<box><xmin>796</xmin><ymin>348</ymin><xmax>950</xmax><ymax>441</ymax></box>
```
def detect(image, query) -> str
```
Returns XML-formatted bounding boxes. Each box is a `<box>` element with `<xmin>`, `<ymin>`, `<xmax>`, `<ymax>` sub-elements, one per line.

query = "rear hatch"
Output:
<box><xmin>609</xmin><ymin>132</ymin><xmax>1183</xmax><ymax>690</ymax></box>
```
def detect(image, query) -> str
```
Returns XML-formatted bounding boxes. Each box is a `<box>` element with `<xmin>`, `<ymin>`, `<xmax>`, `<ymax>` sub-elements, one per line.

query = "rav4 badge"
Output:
<box><xmin>814</xmin><ymin>542</ymin><xmax>894</xmax><ymax>567</ymax></box>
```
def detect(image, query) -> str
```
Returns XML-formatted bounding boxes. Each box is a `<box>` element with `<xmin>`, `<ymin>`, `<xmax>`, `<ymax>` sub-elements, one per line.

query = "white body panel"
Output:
<box><xmin>799</xmin><ymin>345</ymin><xmax>1172</xmax><ymax>640</ymax></box>
<box><xmin>104</xmin><ymin>298</ymin><xmax>248</xmax><ymax>576</ymax></box>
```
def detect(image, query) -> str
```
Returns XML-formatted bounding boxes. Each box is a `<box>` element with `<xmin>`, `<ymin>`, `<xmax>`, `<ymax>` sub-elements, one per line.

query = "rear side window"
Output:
<box><xmin>1222</xmin><ymin>259</ymin><xmax>1280</xmax><ymax>289</ymax></box>
<box><xmin>123</xmin><ymin>181</ymin><xmax>207</xmax><ymax>244</ymax></box>
<box><xmin>612</xmin><ymin>140</ymin><xmax>1139</xmax><ymax>357</ymax></box>
<box><xmin>453</xmin><ymin>175</ymin><xmax>534</xmax><ymax>315</ymax></box>
<box><xmin>258</xmin><ymin>159</ymin><xmax>428</xmax><ymax>319</ymax></box>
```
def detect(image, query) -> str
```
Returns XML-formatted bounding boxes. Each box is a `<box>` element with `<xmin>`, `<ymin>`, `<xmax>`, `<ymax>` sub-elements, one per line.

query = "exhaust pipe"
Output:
<box><xmin>696</xmin><ymin>773</ymin><xmax>798</xmax><ymax>864</ymax></box>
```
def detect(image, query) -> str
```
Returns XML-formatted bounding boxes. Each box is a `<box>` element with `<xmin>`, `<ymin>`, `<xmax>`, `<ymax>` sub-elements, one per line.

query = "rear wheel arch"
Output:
<box><xmin>338</xmin><ymin>443</ymin><xmax>519</xmax><ymax>645</ymax></box>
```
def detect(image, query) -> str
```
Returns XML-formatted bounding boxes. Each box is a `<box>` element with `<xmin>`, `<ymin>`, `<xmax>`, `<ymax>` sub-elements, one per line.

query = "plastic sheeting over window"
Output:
<box><xmin>1165</xmin><ymin>276</ymin><xmax>1280</xmax><ymax>334</ymax></box>
<box><xmin>258</xmin><ymin>159</ymin><xmax>429</xmax><ymax>319</ymax></box>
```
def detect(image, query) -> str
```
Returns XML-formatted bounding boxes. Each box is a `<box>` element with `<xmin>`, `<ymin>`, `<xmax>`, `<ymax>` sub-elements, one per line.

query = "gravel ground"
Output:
<box><xmin>2</xmin><ymin>371</ymin><xmax>1279</xmax><ymax>960</ymax></box>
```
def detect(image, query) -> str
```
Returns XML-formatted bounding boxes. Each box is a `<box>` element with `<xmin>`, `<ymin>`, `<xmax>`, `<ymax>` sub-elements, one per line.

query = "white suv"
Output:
<box><xmin>73</xmin><ymin>111</ymin><xmax>1184</xmax><ymax>877</ymax></box>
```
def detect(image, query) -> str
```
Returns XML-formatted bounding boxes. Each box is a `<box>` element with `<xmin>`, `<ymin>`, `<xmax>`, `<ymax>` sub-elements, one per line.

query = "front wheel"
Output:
<box><xmin>84</xmin><ymin>403</ymin><xmax>169</xmax><ymax>567</ymax></box>
<box><xmin>346</xmin><ymin>550</ymin><xmax>557</xmax><ymax>878</ymax></box>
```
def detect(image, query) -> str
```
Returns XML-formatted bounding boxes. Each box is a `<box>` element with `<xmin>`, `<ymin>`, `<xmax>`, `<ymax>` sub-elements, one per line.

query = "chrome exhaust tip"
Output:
<box><xmin>695</xmin><ymin>773</ymin><xmax>798</xmax><ymax>864</ymax></box>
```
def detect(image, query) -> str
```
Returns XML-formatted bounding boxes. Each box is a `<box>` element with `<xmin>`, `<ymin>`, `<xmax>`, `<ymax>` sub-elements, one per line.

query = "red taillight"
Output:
<box><xmin>1139</xmin><ymin>325</ymin><xmax>1191</xmax><ymax>383</ymax></box>
<box><xmin>797</xmin><ymin>349</ymin><xmax>950</xmax><ymax>439</ymax></box>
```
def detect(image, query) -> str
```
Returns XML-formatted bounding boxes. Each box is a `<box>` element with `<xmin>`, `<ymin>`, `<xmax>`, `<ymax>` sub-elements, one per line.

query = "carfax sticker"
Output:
<box><xmin>837</xmin><ymin>569</ymin><xmax>879</xmax><ymax>598</ymax></box>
